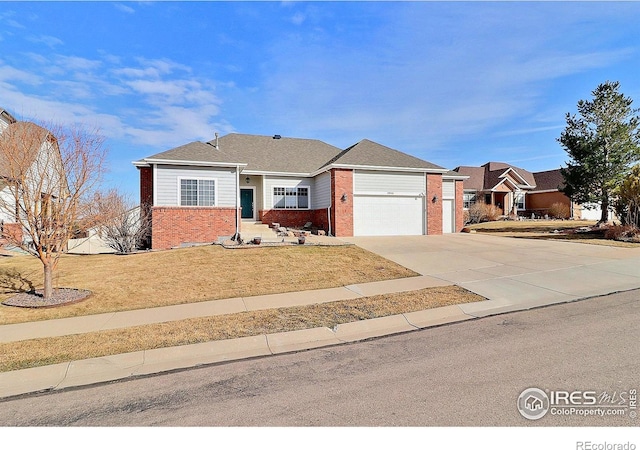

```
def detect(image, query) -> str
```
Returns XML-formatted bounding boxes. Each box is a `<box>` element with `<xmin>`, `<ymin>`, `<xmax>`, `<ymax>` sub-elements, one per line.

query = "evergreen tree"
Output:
<box><xmin>558</xmin><ymin>81</ymin><xmax>640</xmax><ymax>223</ymax></box>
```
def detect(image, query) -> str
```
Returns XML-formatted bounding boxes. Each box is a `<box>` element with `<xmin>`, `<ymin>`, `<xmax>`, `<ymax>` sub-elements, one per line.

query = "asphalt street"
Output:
<box><xmin>1</xmin><ymin>289</ymin><xmax>639</xmax><ymax>427</ymax></box>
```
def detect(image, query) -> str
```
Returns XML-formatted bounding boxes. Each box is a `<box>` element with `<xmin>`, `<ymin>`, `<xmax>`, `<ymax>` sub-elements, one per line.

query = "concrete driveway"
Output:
<box><xmin>346</xmin><ymin>234</ymin><xmax>640</xmax><ymax>316</ymax></box>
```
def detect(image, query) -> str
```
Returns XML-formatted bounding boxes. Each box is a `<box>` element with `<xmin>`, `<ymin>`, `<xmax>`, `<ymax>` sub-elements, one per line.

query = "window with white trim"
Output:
<box><xmin>463</xmin><ymin>192</ymin><xmax>477</xmax><ymax>210</ymax></box>
<box><xmin>273</xmin><ymin>186</ymin><xmax>309</xmax><ymax>209</ymax></box>
<box><xmin>180</xmin><ymin>179</ymin><xmax>216</xmax><ymax>206</ymax></box>
<box><xmin>514</xmin><ymin>192</ymin><xmax>525</xmax><ymax>210</ymax></box>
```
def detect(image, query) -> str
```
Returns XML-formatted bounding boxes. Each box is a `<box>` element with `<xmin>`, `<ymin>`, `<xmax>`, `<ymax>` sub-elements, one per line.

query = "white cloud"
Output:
<box><xmin>26</xmin><ymin>35</ymin><xmax>63</xmax><ymax>48</ymax></box>
<box><xmin>114</xmin><ymin>3</ymin><xmax>135</xmax><ymax>14</ymax></box>
<box><xmin>290</xmin><ymin>12</ymin><xmax>305</xmax><ymax>25</ymax></box>
<box><xmin>247</xmin><ymin>2</ymin><xmax>639</xmax><ymax>157</ymax></box>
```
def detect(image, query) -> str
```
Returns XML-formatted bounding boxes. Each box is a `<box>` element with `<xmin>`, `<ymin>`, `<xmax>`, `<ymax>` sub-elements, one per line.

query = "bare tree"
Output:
<box><xmin>90</xmin><ymin>189</ymin><xmax>151</xmax><ymax>254</ymax></box>
<box><xmin>0</xmin><ymin>119</ymin><xmax>107</xmax><ymax>300</ymax></box>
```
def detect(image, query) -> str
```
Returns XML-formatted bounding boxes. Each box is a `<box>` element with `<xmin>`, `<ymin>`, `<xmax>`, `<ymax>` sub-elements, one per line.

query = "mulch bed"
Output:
<box><xmin>2</xmin><ymin>288</ymin><xmax>92</xmax><ymax>308</ymax></box>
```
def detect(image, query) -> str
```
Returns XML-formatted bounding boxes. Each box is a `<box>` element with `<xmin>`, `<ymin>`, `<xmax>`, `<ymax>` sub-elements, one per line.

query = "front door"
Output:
<box><xmin>240</xmin><ymin>188</ymin><xmax>254</xmax><ymax>219</ymax></box>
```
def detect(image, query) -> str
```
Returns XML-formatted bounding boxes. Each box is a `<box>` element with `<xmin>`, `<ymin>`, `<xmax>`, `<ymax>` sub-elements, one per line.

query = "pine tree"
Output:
<box><xmin>558</xmin><ymin>81</ymin><xmax>640</xmax><ymax>223</ymax></box>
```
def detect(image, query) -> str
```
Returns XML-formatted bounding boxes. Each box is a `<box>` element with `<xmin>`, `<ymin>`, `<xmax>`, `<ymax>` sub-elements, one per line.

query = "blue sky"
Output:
<box><xmin>1</xmin><ymin>1</ymin><xmax>640</xmax><ymax>198</ymax></box>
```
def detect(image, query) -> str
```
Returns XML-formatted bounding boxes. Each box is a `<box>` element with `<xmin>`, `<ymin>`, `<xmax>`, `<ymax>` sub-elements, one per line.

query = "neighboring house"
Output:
<box><xmin>67</xmin><ymin>206</ymin><xmax>143</xmax><ymax>255</ymax></box>
<box><xmin>133</xmin><ymin>133</ymin><xmax>467</xmax><ymax>250</ymax></box>
<box><xmin>0</xmin><ymin>107</ymin><xmax>68</xmax><ymax>250</ymax></box>
<box><xmin>66</xmin><ymin>228</ymin><xmax>117</xmax><ymax>255</ymax></box>
<box><xmin>453</xmin><ymin>162</ymin><xmax>612</xmax><ymax>220</ymax></box>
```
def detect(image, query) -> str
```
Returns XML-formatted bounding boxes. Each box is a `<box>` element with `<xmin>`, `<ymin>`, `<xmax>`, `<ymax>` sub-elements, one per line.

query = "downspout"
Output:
<box><xmin>328</xmin><ymin>170</ymin><xmax>332</xmax><ymax>237</ymax></box>
<box><xmin>235</xmin><ymin>165</ymin><xmax>240</xmax><ymax>240</ymax></box>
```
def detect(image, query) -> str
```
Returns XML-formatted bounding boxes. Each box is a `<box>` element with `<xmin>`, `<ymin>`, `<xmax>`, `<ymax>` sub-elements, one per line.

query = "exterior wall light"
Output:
<box><xmin>341</xmin><ymin>193</ymin><xmax>348</xmax><ymax>202</ymax></box>
<box><xmin>432</xmin><ymin>195</ymin><xmax>438</xmax><ymax>203</ymax></box>
<box><xmin>245</xmin><ymin>177</ymin><xmax>250</xmax><ymax>184</ymax></box>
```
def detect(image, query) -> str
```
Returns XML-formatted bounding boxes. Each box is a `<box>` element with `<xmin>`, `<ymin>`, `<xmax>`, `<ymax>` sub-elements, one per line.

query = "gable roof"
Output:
<box><xmin>138</xmin><ymin>134</ymin><xmax>341</xmax><ymax>174</ymax></box>
<box><xmin>453</xmin><ymin>162</ymin><xmax>536</xmax><ymax>191</ymax></box>
<box><xmin>326</xmin><ymin>139</ymin><xmax>445</xmax><ymax>172</ymax></box>
<box><xmin>531</xmin><ymin>169</ymin><xmax>565</xmax><ymax>192</ymax></box>
<box><xmin>136</xmin><ymin>133</ymin><xmax>449</xmax><ymax>175</ymax></box>
<box><xmin>0</xmin><ymin>108</ymin><xmax>16</xmax><ymax>126</ymax></box>
<box><xmin>0</xmin><ymin>121</ymin><xmax>51</xmax><ymax>179</ymax></box>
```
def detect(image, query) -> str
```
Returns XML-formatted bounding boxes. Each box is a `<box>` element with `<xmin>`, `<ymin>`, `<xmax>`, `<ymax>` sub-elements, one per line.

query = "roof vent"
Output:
<box><xmin>273</xmin><ymin>134</ymin><xmax>281</xmax><ymax>139</ymax></box>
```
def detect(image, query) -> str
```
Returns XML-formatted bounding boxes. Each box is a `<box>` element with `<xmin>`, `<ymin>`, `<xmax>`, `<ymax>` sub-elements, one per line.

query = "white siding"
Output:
<box><xmin>0</xmin><ymin>188</ymin><xmax>15</xmax><ymax>223</ymax></box>
<box><xmin>354</xmin><ymin>170</ymin><xmax>425</xmax><ymax>195</ymax></box>
<box><xmin>155</xmin><ymin>165</ymin><xmax>238</xmax><ymax>207</ymax></box>
<box><xmin>314</xmin><ymin>172</ymin><xmax>331</xmax><ymax>209</ymax></box>
<box><xmin>442</xmin><ymin>180</ymin><xmax>455</xmax><ymax>199</ymax></box>
<box><xmin>263</xmin><ymin>176</ymin><xmax>314</xmax><ymax>209</ymax></box>
<box><xmin>0</xmin><ymin>119</ymin><xmax>9</xmax><ymax>134</ymax></box>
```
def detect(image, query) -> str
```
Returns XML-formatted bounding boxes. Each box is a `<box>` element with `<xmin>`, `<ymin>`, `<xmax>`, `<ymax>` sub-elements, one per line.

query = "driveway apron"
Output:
<box><xmin>346</xmin><ymin>234</ymin><xmax>640</xmax><ymax>316</ymax></box>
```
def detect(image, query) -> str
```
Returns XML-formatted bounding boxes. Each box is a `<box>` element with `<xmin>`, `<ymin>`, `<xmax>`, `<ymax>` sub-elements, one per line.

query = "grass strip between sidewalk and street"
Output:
<box><xmin>0</xmin><ymin>285</ymin><xmax>483</xmax><ymax>372</ymax></box>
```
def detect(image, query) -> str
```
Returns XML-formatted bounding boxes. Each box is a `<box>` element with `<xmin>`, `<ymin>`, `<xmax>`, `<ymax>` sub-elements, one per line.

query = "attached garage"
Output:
<box><xmin>352</xmin><ymin>170</ymin><xmax>426</xmax><ymax>236</ymax></box>
<box><xmin>353</xmin><ymin>194</ymin><xmax>425</xmax><ymax>236</ymax></box>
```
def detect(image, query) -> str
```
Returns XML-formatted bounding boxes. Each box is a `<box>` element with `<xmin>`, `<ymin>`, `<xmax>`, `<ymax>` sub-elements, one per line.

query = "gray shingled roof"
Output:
<box><xmin>140</xmin><ymin>134</ymin><xmax>447</xmax><ymax>174</ymax></box>
<box><xmin>143</xmin><ymin>134</ymin><xmax>342</xmax><ymax>174</ymax></box>
<box><xmin>326</xmin><ymin>139</ymin><xmax>445</xmax><ymax>171</ymax></box>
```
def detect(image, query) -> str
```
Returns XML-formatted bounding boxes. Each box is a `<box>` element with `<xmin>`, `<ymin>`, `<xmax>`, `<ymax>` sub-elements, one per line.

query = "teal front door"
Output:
<box><xmin>240</xmin><ymin>188</ymin><xmax>254</xmax><ymax>219</ymax></box>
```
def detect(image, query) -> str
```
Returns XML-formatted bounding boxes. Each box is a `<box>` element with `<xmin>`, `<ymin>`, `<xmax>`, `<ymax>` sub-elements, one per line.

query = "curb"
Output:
<box><xmin>0</xmin><ymin>304</ymin><xmax>476</xmax><ymax>400</ymax></box>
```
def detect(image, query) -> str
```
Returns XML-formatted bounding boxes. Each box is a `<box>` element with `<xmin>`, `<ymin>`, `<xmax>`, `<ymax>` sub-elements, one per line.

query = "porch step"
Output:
<box><xmin>240</xmin><ymin>222</ymin><xmax>278</xmax><ymax>240</ymax></box>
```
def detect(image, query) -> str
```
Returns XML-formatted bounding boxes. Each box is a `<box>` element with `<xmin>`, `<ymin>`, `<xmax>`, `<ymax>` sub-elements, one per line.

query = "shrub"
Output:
<box><xmin>548</xmin><ymin>202</ymin><xmax>571</xmax><ymax>219</ymax></box>
<box><xmin>484</xmin><ymin>204</ymin><xmax>502</xmax><ymax>221</ymax></box>
<box><xmin>466</xmin><ymin>202</ymin><xmax>502</xmax><ymax>224</ymax></box>
<box><xmin>604</xmin><ymin>225</ymin><xmax>640</xmax><ymax>242</ymax></box>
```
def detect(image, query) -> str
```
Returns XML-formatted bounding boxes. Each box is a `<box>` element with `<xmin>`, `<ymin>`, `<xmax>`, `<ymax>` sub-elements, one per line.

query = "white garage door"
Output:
<box><xmin>353</xmin><ymin>195</ymin><xmax>424</xmax><ymax>236</ymax></box>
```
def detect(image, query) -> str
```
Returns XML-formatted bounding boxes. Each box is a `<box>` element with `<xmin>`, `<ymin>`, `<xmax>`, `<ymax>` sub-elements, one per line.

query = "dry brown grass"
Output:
<box><xmin>0</xmin><ymin>286</ymin><xmax>483</xmax><ymax>372</ymax></box>
<box><xmin>466</xmin><ymin>220</ymin><xmax>597</xmax><ymax>233</ymax></box>
<box><xmin>467</xmin><ymin>220</ymin><xmax>640</xmax><ymax>248</ymax></box>
<box><xmin>0</xmin><ymin>245</ymin><xmax>417</xmax><ymax>325</ymax></box>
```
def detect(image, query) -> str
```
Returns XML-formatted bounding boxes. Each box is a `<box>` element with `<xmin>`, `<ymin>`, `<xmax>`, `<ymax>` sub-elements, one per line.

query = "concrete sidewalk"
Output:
<box><xmin>2</xmin><ymin>233</ymin><xmax>640</xmax><ymax>400</ymax></box>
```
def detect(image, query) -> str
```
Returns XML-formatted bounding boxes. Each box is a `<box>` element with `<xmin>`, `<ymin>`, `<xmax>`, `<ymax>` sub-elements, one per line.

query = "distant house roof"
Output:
<box><xmin>0</xmin><ymin>109</ymin><xmax>16</xmax><ymax>125</ymax></box>
<box><xmin>454</xmin><ymin>162</ymin><xmax>536</xmax><ymax>191</ymax></box>
<box><xmin>0</xmin><ymin>121</ymin><xmax>51</xmax><ymax>179</ymax></box>
<box><xmin>136</xmin><ymin>133</ymin><xmax>450</xmax><ymax>175</ymax></box>
<box><xmin>531</xmin><ymin>169</ymin><xmax>565</xmax><ymax>192</ymax></box>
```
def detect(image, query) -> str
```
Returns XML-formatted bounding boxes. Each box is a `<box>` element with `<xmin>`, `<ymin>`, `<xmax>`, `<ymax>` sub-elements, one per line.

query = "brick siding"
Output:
<box><xmin>455</xmin><ymin>180</ymin><xmax>464</xmax><ymax>233</ymax></box>
<box><xmin>259</xmin><ymin>209</ymin><xmax>331</xmax><ymax>234</ymax></box>
<box><xmin>426</xmin><ymin>173</ymin><xmax>443</xmax><ymax>235</ymax></box>
<box><xmin>331</xmin><ymin>168</ymin><xmax>353</xmax><ymax>237</ymax></box>
<box><xmin>151</xmin><ymin>207</ymin><xmax>237</xmax><ymax>250</ymax></box>
<box><xmin>0</xmin><ymin>222</ymin><xmax>23</xmax><ymax>247</ymax></box>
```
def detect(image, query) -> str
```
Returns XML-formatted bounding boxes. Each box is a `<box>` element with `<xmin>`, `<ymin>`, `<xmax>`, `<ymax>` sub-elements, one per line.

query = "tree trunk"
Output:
<box><xmin>600</xmin><ymin>195</ymin><xmax>610</xmax><ymax>224</ymax></box>
<box><xmin>43</xmin><ymin>261</ymin><xmax>54</xmax><ymax>300</ymax></box>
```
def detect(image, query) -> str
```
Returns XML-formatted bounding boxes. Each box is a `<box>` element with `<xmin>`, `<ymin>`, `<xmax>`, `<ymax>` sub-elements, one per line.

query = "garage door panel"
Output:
<box><xmin>354</xmin><ymin>195</ymin><xmax>424</xmax><ymax>236</ymax></box>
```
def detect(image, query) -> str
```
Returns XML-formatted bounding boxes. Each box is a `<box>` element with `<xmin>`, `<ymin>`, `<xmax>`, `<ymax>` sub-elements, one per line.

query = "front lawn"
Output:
<box><xmin>465</xmin><ymin>220</ymin><xmax>640</xmax><ymax>248</ymax></box>
<box><xmin>465</xmin><ymin>219</ymin><xmax>598</xmax><ymax>233</ymax></box>
<box><xmin>0</xmin><ymin>244</ymin><xmax>417</xmax><ymax>325</ymax></box>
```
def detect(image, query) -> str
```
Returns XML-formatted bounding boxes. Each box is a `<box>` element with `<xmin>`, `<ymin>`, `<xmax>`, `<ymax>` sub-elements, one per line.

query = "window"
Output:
<box><xmin>463</xmin><ymin>192</ymin><xmax>477</xmax><ymax>210</ymax></box>
<box><xmin>180</xmin><ymin>179</ymin><xmax>215</xmax><ymax>206</ymax></box>
<box><xmin>515</xmin><ymin>192</ymin><xmax>525</xmax><ymax>210</ymax></box>
<box><xmin>273</xmin><ymin>186</ymin><xmax>309</xmax><ymax>209</ymax></box>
